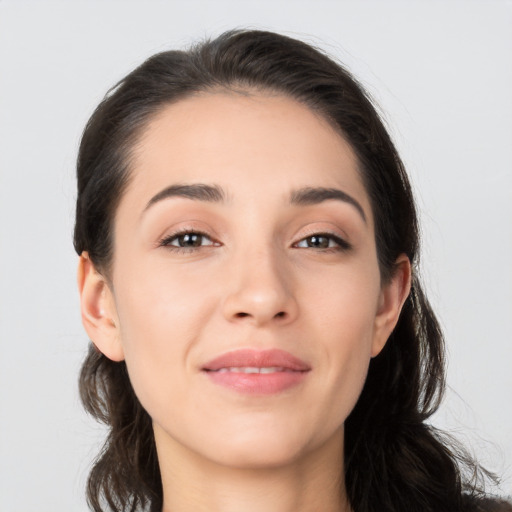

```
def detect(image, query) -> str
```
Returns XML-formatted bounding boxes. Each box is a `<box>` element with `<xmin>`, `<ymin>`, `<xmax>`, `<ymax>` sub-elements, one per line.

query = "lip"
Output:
<box><xmin>201</xmin><ymin>349</ymin><xmax>311</xmax><ymax>395</ymax></box>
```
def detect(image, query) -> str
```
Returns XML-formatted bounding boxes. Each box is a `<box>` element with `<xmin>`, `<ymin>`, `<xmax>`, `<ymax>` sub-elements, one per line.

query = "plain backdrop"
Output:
<box><xmin>0</xmin><ymin>1</ymin><xmax>511</xmax><ymax>510</ymax></box>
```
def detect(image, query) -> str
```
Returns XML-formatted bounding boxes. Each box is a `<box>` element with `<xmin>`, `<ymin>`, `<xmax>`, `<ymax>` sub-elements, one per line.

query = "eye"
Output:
<box><xmin>159</xmin><ymin>231</ymin><xmax>217</xmax><ymax>250</ymax></box>
<box><xmin>295</xmin><ymin>233</ymin><xmax>351</xmax><ymax>251</ymax></box>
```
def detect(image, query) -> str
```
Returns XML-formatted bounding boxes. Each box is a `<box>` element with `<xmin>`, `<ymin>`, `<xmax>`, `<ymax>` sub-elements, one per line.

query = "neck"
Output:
<box><xmin>156</xmin><ymin>425</ymin><xmax>351</xmax><ymax>512</ymax></box>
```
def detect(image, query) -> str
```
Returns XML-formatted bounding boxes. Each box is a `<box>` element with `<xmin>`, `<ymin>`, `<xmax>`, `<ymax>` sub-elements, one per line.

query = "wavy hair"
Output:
<box><xmin>74</xmin><ymin>30</ymin><xmax>507</xmax><ymax>512</ymax></box>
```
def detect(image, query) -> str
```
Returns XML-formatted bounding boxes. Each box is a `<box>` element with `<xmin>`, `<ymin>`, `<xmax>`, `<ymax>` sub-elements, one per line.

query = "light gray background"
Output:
<box><xmin>0</xmin><ymin>1</ymin><xmax>511</xmax><ymax>510</ymax></box>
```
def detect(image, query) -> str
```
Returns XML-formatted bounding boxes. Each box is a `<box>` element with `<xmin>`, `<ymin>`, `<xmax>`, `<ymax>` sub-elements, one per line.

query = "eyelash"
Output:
<box><xmin>158</xmin><ymin>229</ymin><xmax>352</xmax><ymax>254</ymax></box>
<box><xmin>158</xmin><ymin>229</ymin><xmax>218</xmax><ymax>253</ymax></box>
<box><xmin>293</xmin><ymin>232</ymin><xmax>352</xmax><ymax>252</ymax></box>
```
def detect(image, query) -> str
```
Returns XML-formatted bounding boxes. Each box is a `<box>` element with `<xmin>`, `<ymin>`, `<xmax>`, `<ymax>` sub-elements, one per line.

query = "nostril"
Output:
<box><xmin>275</xmin><ymin>311</ymin><xmax>286</xmax><ymax>318</ymax></box>
<box><xmin>235</xmin><ymin>312</ymin><xmax>250</xmax><ymax>318</ymax></box>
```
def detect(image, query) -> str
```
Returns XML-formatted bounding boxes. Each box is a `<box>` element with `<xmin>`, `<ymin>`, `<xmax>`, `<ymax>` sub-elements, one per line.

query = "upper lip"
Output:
<box><xmin>202</xmin><ymin>349</ymin><xmax>311</xmax><ymax>372</ymax></box>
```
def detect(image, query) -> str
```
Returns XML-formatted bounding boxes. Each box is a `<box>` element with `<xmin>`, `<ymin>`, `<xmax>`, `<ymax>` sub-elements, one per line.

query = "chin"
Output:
<box><xmin>200</xmin><ymin>419</ymin><xmax>339</xmax><ymax>471</ymax></box>
<box><xmin>212</xmin><ymin>437</ymin><xmax>310</xmax><ymax>470</ymax></box>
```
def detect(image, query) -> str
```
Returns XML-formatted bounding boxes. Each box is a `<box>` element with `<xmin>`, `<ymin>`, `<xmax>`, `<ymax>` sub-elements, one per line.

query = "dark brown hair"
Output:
<box><xmin>74</xmin><ymin>30</ymin><xmax>508</xmax><ymax>512</ymax></box>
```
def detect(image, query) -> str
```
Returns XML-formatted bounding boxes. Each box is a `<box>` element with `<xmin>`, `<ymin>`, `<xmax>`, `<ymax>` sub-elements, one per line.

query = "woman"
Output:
<box><xmin>75</xmin><ymin>29</ymin><xmax>510</xmax><ymax>512</ymax></box>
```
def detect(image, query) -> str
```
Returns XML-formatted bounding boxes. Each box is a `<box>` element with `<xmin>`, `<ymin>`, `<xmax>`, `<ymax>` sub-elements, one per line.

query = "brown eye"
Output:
<box><xmin>160</xmin><ymin>231</ymin><xmax>215</xmax><ymax>249</ymax></box>
<box><xmin>305</xmin><ymin>235</ymin><xmax>330</xmax><ymax>248</ymax></box>
<box><xmin>295</xmin><ymin>233</ymin><xmax>351</xmax><ymax>251</ymax></box>
<box><xmin>174</xmin><ymin>233</ymin><xmax>204</xmax><ymax>247</ymax></box>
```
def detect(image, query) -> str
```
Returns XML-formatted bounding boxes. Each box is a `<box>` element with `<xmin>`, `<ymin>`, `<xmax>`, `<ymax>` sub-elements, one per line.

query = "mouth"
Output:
<box><xmin>209</xmin><ymin>366</ymin><xmax>298</xmax><ymax>374</ymax></box>
<box><xmin>201</xmin><ymin>349</ymin><xmax>311</xmax><ymax>394</ymax></box>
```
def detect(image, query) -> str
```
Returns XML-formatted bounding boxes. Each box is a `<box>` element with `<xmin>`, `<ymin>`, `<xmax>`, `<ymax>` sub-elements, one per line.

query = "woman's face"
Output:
<box><xmin>88</xmin><ymin>92</ymin><xmax>408</xmax><ymax>469</ymax></box>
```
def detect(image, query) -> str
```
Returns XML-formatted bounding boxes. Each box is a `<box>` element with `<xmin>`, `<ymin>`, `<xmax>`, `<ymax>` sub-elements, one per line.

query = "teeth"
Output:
<box><xmin>239</xmin><ymin>367</ymin><xmax>260</xmax><ymax>373</ymax></box>
<box><xmin>214</xmin><ymin>367</ymin><xmax>285</xmax><ymax>374</ymax></box>
<box><xmin>259</xmin><ymin>367</ymin><xmax>282</xmax><ymax>374</ymax></box>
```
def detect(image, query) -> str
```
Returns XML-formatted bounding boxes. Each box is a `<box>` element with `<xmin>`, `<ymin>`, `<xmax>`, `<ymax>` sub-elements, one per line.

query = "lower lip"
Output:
<box><xmin>204</xmin><ymin>370</ymin><xmax>309</xmax><ymax>394</ymax></box>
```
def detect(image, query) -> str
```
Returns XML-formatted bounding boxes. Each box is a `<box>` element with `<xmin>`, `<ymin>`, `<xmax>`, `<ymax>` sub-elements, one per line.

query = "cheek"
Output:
<box><xmin>304</xmin><ymin>260</ymin><xmax>381</xmax><ymax>414</ymax></box>
<box><xmin>304</xmin><ymin>253</ymin><xmax>381</xmax><ymax>343</ymax></box>
<box><xmin>115</xmin><ymin>253</ymin><xmax>217</xmax><ymax>343</ymax></box>
<box><xmin>112</xmin><ymin>259</ymin><xmax>218</xmax><ymax>412</ymax></box>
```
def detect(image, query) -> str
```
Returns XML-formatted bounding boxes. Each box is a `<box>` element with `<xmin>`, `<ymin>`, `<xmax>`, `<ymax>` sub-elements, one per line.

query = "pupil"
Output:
<box><xmin>181</xmin><ymin>234</ymin><xmax>201</xmax><ymax>247</ymax></box>
<box><xmin>308</xmin><ymin>236</ymin><xmax>328</xmax><ymax>248</ymax></box>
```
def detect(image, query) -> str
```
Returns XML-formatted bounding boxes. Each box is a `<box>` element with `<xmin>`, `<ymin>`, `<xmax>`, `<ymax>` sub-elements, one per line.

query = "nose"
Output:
<box><xmin>221</xmin><ymin>248</ymin><xmax>298</xmax><ymax>327</ymax></box>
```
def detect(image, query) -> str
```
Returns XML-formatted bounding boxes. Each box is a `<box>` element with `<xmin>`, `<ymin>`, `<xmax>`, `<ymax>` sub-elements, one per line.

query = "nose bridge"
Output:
<box><xmin>222</xmin><ymin>240</ymin><xmax>297</xmax><ymax>325</ymax></box>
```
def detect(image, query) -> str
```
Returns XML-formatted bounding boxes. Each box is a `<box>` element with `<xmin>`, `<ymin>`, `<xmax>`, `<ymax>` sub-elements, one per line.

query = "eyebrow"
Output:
<box><xmin>144</xmin><ymin>183</ymin><xmax>226</xmax><ymax>212</ymax></box>
<box><xmin>290</xmin><ymin>187</ymin><xmax>367</xmax><ymax>223</ymax></box>
<box><xmin>143</xmin><ymin>183</ymin><xmax>366</xmax><ymax>223</ymax></box>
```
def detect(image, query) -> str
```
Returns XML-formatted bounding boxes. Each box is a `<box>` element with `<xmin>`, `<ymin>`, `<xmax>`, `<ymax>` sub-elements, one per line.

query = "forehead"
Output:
<box><xmin>123</xmin><ymin>91</ymin><xmax>370</xmax><ymax>214</ymax></box>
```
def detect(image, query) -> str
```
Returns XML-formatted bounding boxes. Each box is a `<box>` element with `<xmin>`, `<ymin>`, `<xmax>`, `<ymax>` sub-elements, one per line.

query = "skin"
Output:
<box><xmin>78</xmin><ymin>92</ymin><xmax>411</xmax><ymax>512</ymax></box>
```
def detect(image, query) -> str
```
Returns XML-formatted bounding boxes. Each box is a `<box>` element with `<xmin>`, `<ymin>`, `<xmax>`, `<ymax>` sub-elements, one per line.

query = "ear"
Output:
<box><xmin>77</xmin><ymin>252</ymin><xmax>124</xmax><ymax>362</ymax></box>
<box><xmin>371</xmin><ymin>254</ymin><xmax>412</xmax><ymax>357</ymax></box>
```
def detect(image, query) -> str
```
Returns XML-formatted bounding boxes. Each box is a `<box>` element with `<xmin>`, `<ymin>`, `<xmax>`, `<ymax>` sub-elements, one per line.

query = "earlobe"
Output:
<box><xmin>371</xmin><ymin>254</ymin><xmax>412</xmax><ymax>357</ymax></box>
<box><xmin>77</xmin><ymin>252</ymin><xmax>125</xmax><ymax>362</ymax></box>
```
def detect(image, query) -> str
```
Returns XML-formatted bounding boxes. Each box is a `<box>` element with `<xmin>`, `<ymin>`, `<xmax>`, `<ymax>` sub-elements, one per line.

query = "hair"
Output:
<box><xmin>74</xmin><ymin>30</ymin><xmax>509</xmax><ymax>512</ymax></box>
